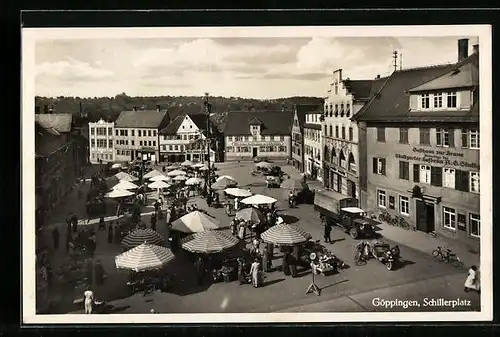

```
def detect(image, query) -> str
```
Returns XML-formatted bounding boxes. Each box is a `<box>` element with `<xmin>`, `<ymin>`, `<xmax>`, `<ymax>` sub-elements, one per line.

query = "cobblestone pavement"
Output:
<box><xmin>39</xmin><ymin>162</ymin><xmax>481</xmax><ymax>314</ymax></box>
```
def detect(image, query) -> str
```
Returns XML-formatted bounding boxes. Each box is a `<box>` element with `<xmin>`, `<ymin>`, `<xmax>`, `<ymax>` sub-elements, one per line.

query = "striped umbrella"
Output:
<box><xmin>121</xmin><ymin>229</ymin><xmax>165</xmax><ymax>249</ymax></box>
<box><xmin>168</xmin><ymin>169</ymin><xmax>187</xmax><ymax>177</ymax></box>
<box><xmin>260</xmin><ymin>223</ymin><xmax>312</xmax><ymax>246</ymax></box>
<box><xmin>235</xmin><ymin>207</ymin><xmax>265</xmax><ymax>224</ymax></box>
<box><xmin>115</xmin><ymin>243</ymin><xmax>174</xmax><ymax>272</ymax></box>
<box><xmin>181</xmin><ymin>230</ymin><xmax>239</xmax><ymax>254</ymax></box>
<box><xmin>185</xmin><ymin>177</ymin><xmax>203</xmax><ymax>186</ymax></box>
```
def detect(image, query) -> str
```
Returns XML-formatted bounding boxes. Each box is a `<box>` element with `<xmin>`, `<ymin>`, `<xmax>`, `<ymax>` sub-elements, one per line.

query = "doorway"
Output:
<box><xmin>347</xmin><ymin>180</ymin><xmax>356</xmax><ymax>198</ymax></box>
<box><xmin>416</xmin><ymin>200</ymin><xmax>435</xmax><ymax>233</ymax></box>
<box><xmin>252</xmin><ymin>147</ymin><xmax>258</xmax><ymax>157</ymax></box>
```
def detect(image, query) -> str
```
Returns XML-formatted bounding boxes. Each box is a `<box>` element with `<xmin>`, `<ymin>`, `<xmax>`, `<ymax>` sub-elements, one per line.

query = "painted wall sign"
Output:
<box><xmin>395</xmin><ymin>147</ymin><xmax>479</xmax><ymax>169</ymax></box>
<box><xmin>231</xmin><ymin>141</ymin><xmax>285</xmax><ymax>146</ymax></box>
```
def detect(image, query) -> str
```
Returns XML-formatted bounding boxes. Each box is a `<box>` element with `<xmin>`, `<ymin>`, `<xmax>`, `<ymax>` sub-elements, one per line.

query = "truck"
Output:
<box><xmin>313</xmin><ymin>189</ymin><xmax>377</xmax><ymax>239</ymax></box>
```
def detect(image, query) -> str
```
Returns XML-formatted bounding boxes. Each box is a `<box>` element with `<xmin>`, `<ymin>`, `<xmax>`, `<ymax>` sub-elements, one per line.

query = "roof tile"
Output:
<box><xmin>35</xmin><ymin>113</ymin><xmax>73</xmax><ymax>133</ymax></box>
<box><xmin>115</xmin><ymin>110</ymin><xmax>168</xmax><ymax>128</ymax></box>
<box><xmin>223</xmin><ymin>110</ymin><xmax>294</xmax><ymax>136</ymax></box>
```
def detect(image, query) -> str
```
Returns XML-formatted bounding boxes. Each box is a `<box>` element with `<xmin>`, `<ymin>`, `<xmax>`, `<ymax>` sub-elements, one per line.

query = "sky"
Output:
<box><xmin>35</xmin><ymin>35</ymin><xmax>478</xmax><ymax>99</ymax></box>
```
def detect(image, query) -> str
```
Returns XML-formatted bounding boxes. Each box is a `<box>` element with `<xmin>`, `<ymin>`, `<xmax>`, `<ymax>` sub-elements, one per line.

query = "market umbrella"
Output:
<box><xmin>114</xmin><ymin>171</ymin><xmax>138</xmax><ymax>182</ymax></box>
<box><xmin>241</xmin><ymin>194</ymin><xmax>277</xmax><ymax>205</ymax></box>
<box><xmin>224</xmin><ymin>188</ymin><xmax>252</xmax><ymax>198</ymax></box>
<box><xmin>121</xmin><ymin>229</ymin><xmax>165</xmax><ymax>250</ymax></box>
<box><xmin>143</xmin><ymin>169</ymin><xmax>164</xmax><ymax>179</ymax></box>
<box><xmin>106</xmin><ymin>176</ymin><xmax>120</xmax><ymax>190</ymax></box>
<box><xmin>191</xmin><ymin>163</ymin><xmax>205</xmax><ymax>169</ymax></box>
<box><xmin>149</xmin><ymin>174</ymin><xmax>170</xmax><ymax>182</ymax></box>
<box><xmin>185</xmin><ymin>177</ymin><xmax>203</xmax><ymax>186</ymax></box>
<box><xmin>181</xmin><ymin>160</ymin><xmax>193</xmax><ymax>167</ymax></box>
<box><xmin>168</xmin><ymin>169</ymin><xmax>187</xmax><ymax>177</ymax></box>
<box><xmin>280</xmin><ymin>178</ymin><xmax>307</xmax><ymax>191</ymax></box>
<box><xmin>260</xmin><ymin>223</ymin><xmax>312</xmax><ymax>246</ymax></box>
<box><xmin>173</xmin><ymin>175</ymin><xmax>187</xmax><ymax>181</ymax></box>
<box><xmin>211</xmin><ymin>176</ymin><xmax>238</xmax><ymax>189</ymax></box>
<box><xmin>235</xmin><ymin>207</ymin><xmax>265</xmax><ymax>224</ymax></box>
<box><xmin>256</xmin><ymin>161</ymin><xmax>273</xmax><ymax>169</ymax></box>
<box><xmin>198</xmin><ymin>164</ymin><xmax>209</xmax><ymax>171</ymax></box>
<box><xmin>115</xmin><ymin>242</ymin><xmax>175</xmax><ymax>272</ymax></box>
<box><xmin>105</xmin><ymin>189</ymin><xmax>135</xmax><ymax>199</ymax></box>
<box><xmin>181</xmin><ymin>230</ymin><xmax>239</xmax><ymax>254</ymax></box>
<box><xmin>112</xmin><ymin>180</ymin><xmax>139</xmax><ymax>191</ymax></box>
<box><xmin>166</xmin><ymin>165</ymin><xmax>179</xmax><ymax>170</ymax></box>
<box><xmin>148</xmin><ymin>180</ymin><xmax>171</xmax><ymax>189</ymax></box>
<box><xmin>171</xmin><ymin>210</ymin><xmax>223</xmax><ymax>233</ymax></box>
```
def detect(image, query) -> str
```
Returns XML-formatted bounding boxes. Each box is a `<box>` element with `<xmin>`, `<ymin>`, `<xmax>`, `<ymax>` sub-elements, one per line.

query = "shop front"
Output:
<box><xmin>136</xmin><ymin>146</ymin><xmax>157</xmax><ymax>163</ymax></box>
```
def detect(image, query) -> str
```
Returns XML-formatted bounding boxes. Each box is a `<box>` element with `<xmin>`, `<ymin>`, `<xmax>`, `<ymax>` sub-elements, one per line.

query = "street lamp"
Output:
<box><xmin>204</xmin><ymin>92</ymin><xmax>212</xmax><ymax>199</ymax></box>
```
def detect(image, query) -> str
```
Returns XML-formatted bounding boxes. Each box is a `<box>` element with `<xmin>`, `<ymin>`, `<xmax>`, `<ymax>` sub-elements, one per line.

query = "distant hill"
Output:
<box><xmin>34</xmin><ymin>94</ymin><xmax>324</xmax><ymax>129</ymax></box>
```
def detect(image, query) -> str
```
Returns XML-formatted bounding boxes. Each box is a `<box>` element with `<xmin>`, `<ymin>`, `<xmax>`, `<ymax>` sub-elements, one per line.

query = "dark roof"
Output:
<box><xmin>343</xmin><ymin>79</ymin><xmax>373</xmax><ymax>100</ymax></box>
<box><xmin>294</xmin><ymin>104</ymin><xmax>320</xmax><ymax>130</ymax></box>
<box><xmin>249</xmin><ymin>117</ymin><xmax>263</xmax><ymax>125</ymax></box>
<box><xmin>352</xmin><ymin>64</ymin><xmax>460</xmax><ymax>123</ymax></box>
<box><xmin>158</xmin><ymin>114</ymin><xmax>185</xmax><ymax>135</ymax></box>
<box><xmin>223</xmin><ymin>110</ymin><xmax>294</xmax><ymax>136</ymax></box>
<box><xmin>189</xmin><ymin>113</ymin><xmax>211</xmax><ymax>131</ymax></box>
<box><xmin>409</xmin><ymin>52</ymin><xmax>479</xmax><ymax>92</ymax></box>
<box><xmin>35</xmin><ymin>113</ymin><xmax>73</xmax><ymax>133</ymax></box>
<box><xmin>303</xmin><ymin>123</ymin><xmax>322</xmax><ymax>130</ymax></box>
<box><xmin>115</xmin><ymin>110</ymin><xmax>168</xmax><ymax>128</ymax></box>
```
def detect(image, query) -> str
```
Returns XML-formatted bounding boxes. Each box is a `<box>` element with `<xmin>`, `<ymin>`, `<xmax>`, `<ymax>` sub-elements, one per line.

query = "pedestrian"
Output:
<box><xmin>250</xmin><ymin>258</ymin><xmax>261</xmax><ymax>288</ymax></box>
<box><xmin>324</xmin><ymin>223</ymin><xmax>332</xmax><ymax>243</ymax></box>
<box><xmin>151</xmin><ymin>213</ymin><xmax>157</xmax><ymax>231</ymax></box>
<box><xmin>230</xmin><ymin>219</ymin><xmax>237</xmax><ymax>236</ymax></box>
<box><xmin>107</xmin><ymin>223</ymin><xmax>113</xmax><ymax>244</ymax></box>
<box><xmin>282</xmin><ymin>251</ymin><xmax>290</xmax><ymax>276</ymax></box>
<box><xmin>290</xmin><ymin>246</ymin><xmax>299</xmax><ymax>277</ymax></box>
<box><xmin>267</xmin><ymin>243</ymin><xmax>274</xmax><ymax>260</ymax></box>
<box><xmin>262</xmin><ymin>245</ymin><xmax>270</xmax><ymax>272</ymax></box>
<box><xmin>52</xmin><ymin>226</ymin><xmax>60</xmax><ymax>250</ymax></box>
<box><xmin>464</xmin><ymin>265</ymin><xmax>480</xmax><ymax>293</ymax></box>
<box><xmin>83</xmin><ymin>286</ymin><xmax>94</xmax><ymax>314</ymax></box>
<box><xmin>98</xmin><ymin>216</ymin><xmax>105</xmax><ymax>231</ymax></box>
<box><xmin>71</xmin><ymin>214</ymin><xmax>78</xmax><ymax>233</ymax></box>
<box><xmin>66</xmin><ymin>219</ymin><xmax>72</xmax><ymax>238</ymax></box>
<box><xmin>237</xmin><ymin>257</ymin><xmax>246</xmax><ymax>284</ymax></box>
<box><xmin>194</xmin><ymin>256</ymin><xmax>204</xmax><ymax>285</ymax></box>
<box><xmin>166</xmin><ymin>207</ymin><xmax>172</xmax><ymax>226</ymax></box>
<box><xmin>94</xmin><ymin>260</ymin><xmax>106</xmax><ymax>285</ymax></box>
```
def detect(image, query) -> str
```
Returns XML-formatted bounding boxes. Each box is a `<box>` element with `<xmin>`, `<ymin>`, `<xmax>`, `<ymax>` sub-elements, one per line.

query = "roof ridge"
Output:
<box><xmin>351</xmin><ymin>71</ymin><xmax>395</xmax><ymax>121</ymax></box>
<box><xmin>395</xmin><ymin>63</ymin><xmax>453</xmax><ymax>72</ymax></box>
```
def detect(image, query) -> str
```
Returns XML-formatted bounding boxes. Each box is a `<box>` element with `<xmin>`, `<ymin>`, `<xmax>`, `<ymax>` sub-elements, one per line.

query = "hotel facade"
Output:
<box><xmin>88</xmin><ymin>118</ymin><xmax>115</xmax><ymax>164</ymax></box>
<box><xmin>353</xmin><ymin>39</ymin><xmax>480</xmax><ymax>248</ymax></box>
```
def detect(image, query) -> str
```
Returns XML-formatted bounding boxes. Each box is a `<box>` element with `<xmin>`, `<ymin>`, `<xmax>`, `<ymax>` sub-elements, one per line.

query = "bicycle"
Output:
<box><xmin>378</xmin><ymin>210</ymin><xmax>392</xmax><ymax>223</ymax></box>
<box><xmin>394</xmin><ymin>216</ymin><xmax>410</xmax><ymax>230</ymax></box>
<box><xmin>432</xmin><ymin>246</ymin><xmax>464</xmax><ymax>268</ymax></box>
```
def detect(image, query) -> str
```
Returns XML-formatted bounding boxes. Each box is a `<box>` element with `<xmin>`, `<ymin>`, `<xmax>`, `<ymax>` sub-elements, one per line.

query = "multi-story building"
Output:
<box><xmin>88</xmin><ymin>118</ymin><xmax>115</xmax><ymax>164</ymax></box>
<box><xmin>158</xmin><ymin>113</ymin><xmax>220</xmax><ymax>163</ymax></box>
<box><xmin>223</xmin><ymin>110</ymin><xmax>293</xmax><ymax>161</ymax></box>
<box><xmin>322</xmin><ymin>69</ymin><xmax>373</xmax><ymax>204</ymax></box>
<box><xmin>303</xmin><ymin>108</ymin><xmax>323</xmax><ymax>181</ymax></box>
<box><xmin>352</xmin><ymin>38</ymin><xmax>480</xmax><ymax>248</ymax></box>
<box><xmin>114</xmin><ymin>106</ymin><xmax>171</xmax><ymax>163</ymax></box>
<box><xmin>291</xmin><ymin>104</ymin><xmax>320</xmax><ymax>171</ymax></box>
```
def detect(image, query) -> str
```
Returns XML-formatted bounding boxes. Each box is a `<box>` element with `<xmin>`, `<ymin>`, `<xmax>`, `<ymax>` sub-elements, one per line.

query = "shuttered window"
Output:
<box><xmin>455</xmin><ymin>170</ymin><xmax>470</xmax><ymax>192</ymax></box>
<box><xmin>372</xmin><ymin>157</ymin><xmax>386</xmax><ymax>175</ymax></box>
<box><xmin>399</xmin><ymin>161</ymin><xmax>409</xmax><ymax>180</ymax></box>
<box><xmin>413</xmin><ymin>164</ymin><xmax>420</xmax><ymax>182</ymax></box>
<box><xmin>430</xmin><ymin>166</ymin><xmax>442</xmax><ymax>187</ymax></box>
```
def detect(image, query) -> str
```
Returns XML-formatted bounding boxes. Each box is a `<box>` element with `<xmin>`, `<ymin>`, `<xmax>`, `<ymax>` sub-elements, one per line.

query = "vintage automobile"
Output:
<box><xmin>314</xmin><ymin>189</ymin><xmax>378</xmax><ymax>239</ymax></box>
<box><xmin>354</xmin><ymin>240</ymin><xmax>401</xmax><ymax>270</ymax></box>
<box><xmin>299</xmin><ymin>240</ymin><xmax>347</xmax><ymax>274</ymax></box>
<box><xmin>265</xmin><ymin>175</ymin><xmax>282</xmax><ymax>188</ymax></box>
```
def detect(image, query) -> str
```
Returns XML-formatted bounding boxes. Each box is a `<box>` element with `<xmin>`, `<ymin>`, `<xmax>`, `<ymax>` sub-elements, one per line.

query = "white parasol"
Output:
<box><xmin>148</xmin><ymin>180</ymin><xmax>171</xmax><ymax>189</ymax></box>
<box><xmin>168</xmin><ymin>169</ymin><xmax>187</xmax><ymax>177</ymax></box>
<box><xmin>112</xmin><ymin>180</ymin><xmax>139</xmax><ymax>191</ymax></box>
<box><xmin>173</xmin><ymin>175</ymin><xmax>188</xmax><ymax>181</ymax></box>
<box><xmin>241</xmin><ymin>194</ymin><xmax>277</xmax><ymax>205</ymax></box>
<box><xmin>149</xmin><ymin>175</ymin><xmax>170</xmax><ymax>182</ymax></box>
<box><xmin>181</xmin><ymin>160</ymin><xmax>193</xmax><ymax>167</ymax></box>
<box><xmin>105</xmin><ymin>189</ymin><xmax>135</xmax><ymax>198</ymax></box>
<box><xmin>224</xmin><ymin>188</ymin><xmax>252</xmax><ymax>198</ymax></box>
<box><xmin>171</xmin><ymin>211</ymin><xmax>223</xmax><ymax>233</ymax></box>
<box><xmin>191</xmin><ymin>163</ymin><xmax>205</xmax><ymax>168</ymax></box>
<box><xmin>198</xmin><ymin>164</ymin><xmax>209</xmax><ymax>171</ymax></box>
<box><xmin>114</xmin><ymin>171</ymin><xmax>138</xmax><ymax>182</ymax></box>
<box><xmin>216</xmin><ymin>175</ymin><xmax>236</xmax><ymax>182</ymax></box>
<box><xmin>143</xmin><ymin>169</ymin><xmax>164</xmax><ymax>179</ymax></box>
<box><xmin>185</xmin><ymin>177</ymin><xmax>203</xmax><ymax>186</ymax></box>
<box><xmin>256</xmin><ymin>161</ymin><xmax>273</xmax><ymax>169</ymax></box>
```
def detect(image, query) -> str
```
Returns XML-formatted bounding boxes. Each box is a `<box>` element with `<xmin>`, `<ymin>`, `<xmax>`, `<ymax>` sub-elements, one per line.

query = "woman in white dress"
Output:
<box><xmin>464</xmin><ymin>265</ymin><xmax>480</xmax><ymax>293</ymax></box>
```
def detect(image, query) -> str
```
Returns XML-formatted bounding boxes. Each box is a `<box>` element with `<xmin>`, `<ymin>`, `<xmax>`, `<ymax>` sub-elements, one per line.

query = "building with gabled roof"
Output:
<box><xmin>223</xmin><ymin>110</ymin><xmax>294</xmax><ymax>161</ymax></box>
<box><xmin>291</xmin><ymin>104</ymin><xmax>321</xmax><ymax>172</ymax></box>
<box><xmin>351</xmin><ymin>38</ymin><xmax>480</xmax><ymax>248</ymax></box>
<box><xmin>303</xmin><ymin>107</ymin><xmax>323</xmax><ymax>181</ymax></box>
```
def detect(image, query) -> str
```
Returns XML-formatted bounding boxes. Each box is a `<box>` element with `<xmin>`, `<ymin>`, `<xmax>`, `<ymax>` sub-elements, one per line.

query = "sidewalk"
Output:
<box><xmin>377</xmin><ymin>222</ymin><xmax>480</xmax><ymax>269</ymax></box>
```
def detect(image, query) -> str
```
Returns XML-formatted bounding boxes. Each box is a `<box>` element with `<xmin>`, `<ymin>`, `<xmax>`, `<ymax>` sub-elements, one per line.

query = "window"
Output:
<box><xmin>469</xmin><ymin>213</ymin><xmax>480</xmax><ymax>237</ymax></box>
<box><xmin>447</xmin><ymin>92</ymin><xmax>457</xmax><ymax>108</ymax></box>
<box><xmin>377</xmin><ymin>190</ymin><xmax>387</xmax><ymax>208</ymax></box>
<box><xmin>148</xmin><ymin>130</ymin><xmax>152</xmax><ymax>137</ymax></box>
<box><xmin>462</xmin><ymin>129</ymin><xmax>479</xmax><ymax>149</ymax></box>
<box><xmin>108</xmin><ymin>140</ymin><xmax>112</xmax><ymax>148</ymax></box>
<box><xmin>116</xmin><ymin>140</ymin><xmax>119</xmax><ymax>145</ymax></box>
<box><xmin>372</xmin><ymin>157</ymin><xmax>386</xmax><ymax>175</ymax></box>
<box><xmin>377</xmin><ymin>127</ymin><xmax>386</xmax><ymax>142</ymax></box>
<box><xmin>341</xmin><ymin>127</ymin><xmax>346</xmax><ymax>139</ymax></box>
<box><xmin>115</xmin><ymin>130</ymin><xmax>119</xmax><ymax>136</ymax></box>
<box><xmin>138</xmin><ymin>130</ymin><xmax>141</xmax><ymax>137</ymax></box>
<box><xmin>335</xmin><ymin>126</ymin><xmax>339</xmax><ymax>138</ymax></box>
<box><xmin>419</xmin><ymin>165</ymin><xmax>431</xmax><ymax>184</ymax></box>
<box><xmin>139</xmin><ymin>141</ymin><xmax>143</xmax><ymax>146</ymax></box>
<box><xmin>340</xmin><ymin>103</ymin><xmax>344</xmax><ymax>117</ymax></box>
<box><xmin>90</xmin><ymin>128</ymin><xmax>95</xmax><ymax>136</ymax></box>
<box><xmin>349</xmin><ymin>127</ymin><xmax>353</xmax><ymax>141</ymax></box>
<box><xmin>436</xmin><ymin>128</ymin><xmax>454</xmax><ymax>147</ymax></box>
<box><xmin>443</xmin><ymin>168</ymin><xmax>456</xmax><ymax>189</ymax></box>
<box><xmin>433</xmin><ymin>93</ymin><xmax>443</xmax><ymax>108</ymax></box>
<box><xmin>108</xmin><ymin>127</ymin><xmax>112</xmax><ymax>135</ymax></box>
<box><xmin>148</xmin><ymin>141</ymin><xmax>151</xmax><ymax>146</ymax></box>
<box><xmin>399</xmin><ymin>196</ymin><xmax>410</xmax><ymax>216</ymax></box>
<box><xmin>399</xmin><ymin>128</ymin><xmax>409</xmax><ymax>144</ymax></box>
<box><xmin>131</xmin><ymin>130</ymin><xmax>135</xmax><ymax>137</ymax></box>
<box><xmin>443</xmin><ymin>206</ymin><xmax>457</xmax><ymax>230</ymax></box>
<box><xmin>153</xmin><ymin>130</ymin><xmax>157</xmax><ymax>136</ymax></box>
<box><xmin>329</xmin><ymin>125</ymin><xmax>333</xmax><ymax>137</ymax></box>
<box><xmin>91</xmin><ymin>139</ymin><xmax>95</xmax><ymax>147</ymax></box>
<box><xmin>346</xmin><ymin>103</ymin><xmax>350</xmax><ymax>117</ymax></box>
<box><xmin>124</xmin><ymin>130</ymin><xmax>128</xmax><ymax>137</ymax></box>
<box><xmin>470</xmin><ymin>172</ymin><xmax>480</xmax><ymax>193</ymax></box>
<box><xmin>419</xmin><ymin>128</ymin><xmax>430</xmax><ymax>145</ymax></box>
<box><xmin>399</xmin><ymin>161</ymin><xmax>409</xmax><ymax>180</ymax></box>
<box><xmin>420</xmin><ymin>94</ymin><xmax>430</xmax><ymax>109</ymax></box>
<box><xmin>334</xmin><ymin>105</ymin><xmax>339</xmax><ymax>117</ymax></box>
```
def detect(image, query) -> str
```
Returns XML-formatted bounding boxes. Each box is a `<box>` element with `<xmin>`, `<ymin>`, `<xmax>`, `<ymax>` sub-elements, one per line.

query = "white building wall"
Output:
<box><xmin>304</xmin><ymin>112</ymin><xmax>323</xmax><ymax>181</ymax></box>
<box><xmin>88</xmin><ymin>119</ymin><xmax>115</xmax><ymax>164</ymax></box>
<box><xmin>225</xmin><ymin>135</ymin><xmax>291</xmax><ymax>161</ymax></box>
<box><xmin>114</xmin><ymin>127</ymin><xmax>159</xmax><ymax>162</ymax></box>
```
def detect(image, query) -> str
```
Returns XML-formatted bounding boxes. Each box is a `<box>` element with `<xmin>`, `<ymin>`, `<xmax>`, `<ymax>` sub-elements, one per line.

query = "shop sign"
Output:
<box><xmin>231</xmin><ymin>141</ymin><xmax>285</xmax><ymax>146</ymax></box>
<box><xmin>395</xmin><ymin>147</ymin><xmax>479</xmax><ymax>170</ymax></box>
<box><xmin>141</xmin><ymin>146</ymin><xmax>156</xmax><ymax>151</ymax></box>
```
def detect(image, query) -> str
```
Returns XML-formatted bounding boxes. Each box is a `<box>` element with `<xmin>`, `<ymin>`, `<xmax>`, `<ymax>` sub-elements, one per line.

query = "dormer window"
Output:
<box><xmin>447</xmin><ymin>92</ymin><xmax>457</xmax><ymax>108</ymax></box>
<box><xmin>420</xmin><ymin>94</ymin><xmax>430</xmax><ymax>109</ymax></box>
<box><xmin>433</xmin><ymin>93</ymin><xmax>443</xmax><ymax>108</ymax></box>
<box><xmin>250</xmin><ymin>125</ymin><xmax>260</xmax><ymax>135</ymax></box>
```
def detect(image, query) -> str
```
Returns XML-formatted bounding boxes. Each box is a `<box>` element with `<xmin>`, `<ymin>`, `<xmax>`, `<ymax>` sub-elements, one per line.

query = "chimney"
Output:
<box><xmin>376</xmin><ymin>74</ymin><xmax>381</xmax><ymax>79</ymax></box>
<box><xmin>35</xmin><ymin>106</ymin><xmax>40</xmax><ymax>114</ymax></box>
<box><xmin>43</xmin><ymin>105</ymin><xmax>49</xmax><ymax>114</ymax></box>
<box><xmin>458</xmin><ymin>38</ymin><xmax>469</xmax><ymax>62</ymax></box>
<box><xmin>132</xmin><ymin>106</ymin><xmax>137</xmax><ymax>111</ymax></box>
<box><xmin>156</xmin><ymin>104</ymin><xmax>161</xmax><ymax>113</ymax></box>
